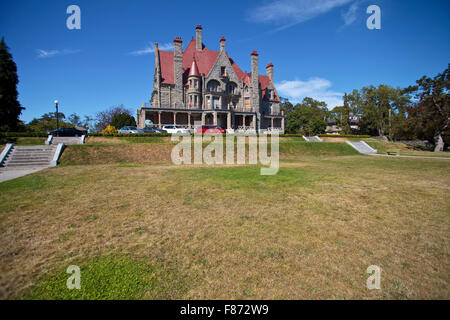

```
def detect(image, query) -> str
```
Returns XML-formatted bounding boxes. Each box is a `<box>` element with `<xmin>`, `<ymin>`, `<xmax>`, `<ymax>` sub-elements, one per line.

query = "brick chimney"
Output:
<box><xmin>266</xmin><ymin>63</ymin><xmax>274</xmax><ymax>84</ymax></box>
<box><xmin>220</xmin><ymin>36</ymin><xmax>226</xmax><ymax>52</ymax></box>
<box><xmin>173</xmin><ymin>37</ymin><xmax>183</xmax><ymax>107</ymax></box>
<box><xmin>196</xmin><ymin>25</ymin><xmax>202</xmax><ymax>51</ymax></box>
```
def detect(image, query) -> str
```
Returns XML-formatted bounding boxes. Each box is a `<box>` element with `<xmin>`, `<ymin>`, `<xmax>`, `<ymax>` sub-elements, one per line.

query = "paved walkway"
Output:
<box><xmin>370</xmin><ymin>154</ymin><xmax>450</xmax><ymax>160</ymax></box>
<box><xmin>0</xmin><ymin>167</ymin><xmax>49</xmax><ymax>183</ymax></box>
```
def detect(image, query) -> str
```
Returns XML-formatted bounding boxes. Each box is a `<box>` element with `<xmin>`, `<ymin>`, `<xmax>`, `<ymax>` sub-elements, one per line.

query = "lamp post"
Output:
<box><xmin>54</xmin><ymin>100</ymin><xmax>59</xmax><ymax>130</ymax></box>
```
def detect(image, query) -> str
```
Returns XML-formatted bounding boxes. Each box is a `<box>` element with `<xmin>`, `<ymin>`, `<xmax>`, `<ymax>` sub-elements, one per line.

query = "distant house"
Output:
<box><xmin>326</xmin><ymin>113</ymin><xmax>360</xmax><ymax>134</ymax></box>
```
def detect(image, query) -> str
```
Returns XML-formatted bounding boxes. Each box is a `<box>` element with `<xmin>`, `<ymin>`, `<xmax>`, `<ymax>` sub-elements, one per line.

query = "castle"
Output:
<box><xmin>136</xmin><ymin>25</ymin><xmax>285</xmax><ymax>132</ymax></box>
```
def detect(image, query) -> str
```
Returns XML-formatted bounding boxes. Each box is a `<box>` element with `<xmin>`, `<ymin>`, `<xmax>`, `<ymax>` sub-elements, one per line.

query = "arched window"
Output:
<box><xmin>227</xmin><ymin>82</ymin><xmax>237</xmax><ymax>94</ymax></box>
<box><xmin>207</xmin><ymin>80</ymin><xmax>220</xmax><ymax>92</ymax></box>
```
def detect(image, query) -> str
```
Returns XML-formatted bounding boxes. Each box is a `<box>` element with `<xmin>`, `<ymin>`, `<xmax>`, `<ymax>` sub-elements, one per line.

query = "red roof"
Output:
<box><xmin>158</xmin><ymin>38</ymin><xmax>278</xmax><ymax>101</ymax></box>
<box><xmin>188</xmin><ymin>58</ymin><xmax>200</xmax><ymax>77</ymax></box>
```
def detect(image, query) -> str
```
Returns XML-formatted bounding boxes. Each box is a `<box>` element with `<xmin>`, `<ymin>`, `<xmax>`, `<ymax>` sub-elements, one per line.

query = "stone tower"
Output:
<box><xmin>187</xmin><ymin>58</ymin><xmax>201</xmax><ymax>108</ymax></box>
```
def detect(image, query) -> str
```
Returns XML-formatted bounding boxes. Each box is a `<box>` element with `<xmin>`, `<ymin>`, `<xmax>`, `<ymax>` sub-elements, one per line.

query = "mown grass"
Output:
<box><xmin>22</xmin><ymin>255</ymin><xmax>188</xmax><ymax>300</ymax></box>
<box><xmin>364</xmin><ymin>138</ymin><xmax>450</xmax><ymax>158</ymax></box>
<box><xmin>1</xmin><ymin>154</ymin><xmax>449</xmax><ymax>299</ymax></box>
<box><xmin>59</xmin><ymin>140</ymin><xmax>359</xmax><ymax>166</ymax></box>
<box><xmin>0</xmin><ymin>137</ymin><xmax>46</xmax><ymax>147</ymax></box>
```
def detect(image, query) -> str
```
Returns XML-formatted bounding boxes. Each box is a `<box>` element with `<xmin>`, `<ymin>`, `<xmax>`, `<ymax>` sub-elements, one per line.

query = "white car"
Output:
<box><xmin>162</xmin><ymin>125</ymin><xmax>191</xmax><ymax>134</ymax></box>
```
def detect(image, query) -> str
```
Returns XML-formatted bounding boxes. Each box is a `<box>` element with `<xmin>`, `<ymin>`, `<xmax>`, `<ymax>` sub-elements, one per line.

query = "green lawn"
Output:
<box><xmin>1</xmin><ymin>149</ymin><xmax>449</xmax><ymax>299</ymax></box>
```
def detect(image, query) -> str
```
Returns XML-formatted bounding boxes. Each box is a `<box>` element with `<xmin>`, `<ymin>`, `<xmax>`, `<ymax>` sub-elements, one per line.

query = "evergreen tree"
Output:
<box><xmin>0</xmin><ymin>37</ymin><xmax>24</xmax><ymax>131</ymax></box>
<box><xmin>110</xmin><ymin>112</ymin><xmax>136</xmax><ymax>129</ymax></box>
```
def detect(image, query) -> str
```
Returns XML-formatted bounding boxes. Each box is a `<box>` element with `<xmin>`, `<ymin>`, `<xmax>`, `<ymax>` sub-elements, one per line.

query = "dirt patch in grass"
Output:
<box><xmin>0</xmin><ymin>156</ymin><xmax>449</xmax><ymax>299</ymax></box>
<box><xmin>321</xmin><ymin>137</ymin><xmax>349</xmax><ymax>142</ymax></box>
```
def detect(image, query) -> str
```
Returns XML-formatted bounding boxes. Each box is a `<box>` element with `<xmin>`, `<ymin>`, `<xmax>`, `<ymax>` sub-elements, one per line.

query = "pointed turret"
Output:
<box><xmin>189</xmin><ymin>57</ymin><xmax>200</xmax><ymax>77</ymax></box>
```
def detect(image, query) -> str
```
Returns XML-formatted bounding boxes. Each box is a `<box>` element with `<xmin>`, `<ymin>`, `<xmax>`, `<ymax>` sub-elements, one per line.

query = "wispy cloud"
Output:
<box><xmin>341</xmin><ymin>0</ymin><xmax>366</xmax><ymax>26</ymax></box>
<box><xmin>276</xmin><ymin>77</ymin><xmax>343</xmax><ymax>108</ymax></box>
<box><xmin>248</xmin><ymin>0</ymin><xmax>353</xmax><ymax>31</ymax></box>
<box><xmin>129</xmin><ymin>42</ymin><xmax>174</xmax><ymax>56</ymax></box>
<box><xmin>36</xmin><ymin>49</ymin><xmax>80</xmax><ymax>58</ymax></box>
<box><xmin>342</xmin><ymin>1</ymin><xmax>359</xmax><ymax>25</ymax></box>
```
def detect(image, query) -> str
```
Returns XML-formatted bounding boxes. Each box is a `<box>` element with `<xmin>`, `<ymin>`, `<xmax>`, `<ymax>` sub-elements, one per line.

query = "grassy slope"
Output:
<box><xmin>363</xmin><ymin>138</ymin><xmax>450</xmax><ymax>157</ymax></box>
<box><xmin>60</xmin><ymin>138</ymin><xmax>359</xmax><ymax>165</ymax></box>
<box><xmin>0</xmin><ymin>155</ymin><xmax>449</xmax><ymax>299</ymax></box>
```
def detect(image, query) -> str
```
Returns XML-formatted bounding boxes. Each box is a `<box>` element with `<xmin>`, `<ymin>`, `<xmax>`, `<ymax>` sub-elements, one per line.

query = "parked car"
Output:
<box><xmin>162</xmin><ymin>125</ymin><xmax>190</xmax><ymax>134</ymax></box>
<box><xmin>196</xmin><ymin>125</ymin><xmax>226</xmax><ymax>134</ymax></box>
<box><xmin>48</xmin><ymin>127</ymin><xmax>86</xmax><ymax>137</ymax></box>
<box><xmin>142</xmin><ymin>126</ymin><xmax>167</xmax><ymax>133</ymax></box>
<box><xmin>118</xmin><ymin>126</ymin><xmax>143</xmax><ymax>134</ymax></box>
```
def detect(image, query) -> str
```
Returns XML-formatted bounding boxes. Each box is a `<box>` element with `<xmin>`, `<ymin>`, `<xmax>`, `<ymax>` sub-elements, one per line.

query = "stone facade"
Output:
<box><xmin>138</xmin><ymin>25</ymin><xmax>285</xmax><ymax>132</ymax></box>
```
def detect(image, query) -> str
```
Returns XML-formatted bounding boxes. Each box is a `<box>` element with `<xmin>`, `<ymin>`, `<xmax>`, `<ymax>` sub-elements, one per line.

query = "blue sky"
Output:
<box><xmin>1</xmin><ymin>0</ymin><xmax>449</xmax><ymax>123</ymax></box>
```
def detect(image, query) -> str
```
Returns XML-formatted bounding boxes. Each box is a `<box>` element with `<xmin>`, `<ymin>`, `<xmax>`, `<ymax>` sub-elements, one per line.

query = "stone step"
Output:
<box><xmin>6</xmin><ymin>156</ymin><xmax>52</xmax><ymax>160</ymax></box>
<box><xmin>6</xmin><ymin>163</ymin><xmax>51</xmax><ymax>167</ymax></box>
<box><xmin>2</xmin><ymin>144</ymin><xmax>59</xmax><ymax>168</ymax></box>
<box><xmin>346</xmin><ymin>141</ymin><xmax>377</xmax><ymax>154</ymax></box>
<box><xmin>9</xmin><ymin>154</ymin><xmax>53</xmax><ymax>158</ymax></box>
<box><xmin>6</xmin><ymin>160</ymin><xmax>51</xmax><ymax>165</ymax></box>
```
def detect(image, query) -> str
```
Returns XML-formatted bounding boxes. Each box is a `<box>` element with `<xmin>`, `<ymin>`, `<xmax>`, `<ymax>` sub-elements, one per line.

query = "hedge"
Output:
<box><xmin>318</xmin><ymin>134</ymin><xmax>371</xmax><ymax>138</ymax></box>
<box><xmin>88</xmin><ymin>133</ymin><xmax>172</xmax><ymax>137</ymax></box>
<box><xmin>0</xmin><ymin>132</ymin><xmax>372</xmax><ymax>139</ymax></box>
<box><xmin>0</xmin><ymin>132</ymin><xmax>48</xmax><ymax>137</ymax></box>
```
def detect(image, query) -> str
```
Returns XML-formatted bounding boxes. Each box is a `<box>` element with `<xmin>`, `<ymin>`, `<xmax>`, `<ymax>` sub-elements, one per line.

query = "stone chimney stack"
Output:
<box><xmin>251</xmin><ymin>51</ymin><xmax>260</xmax><ymax>113</ymax></box>
<box><xmin>220</xmin><ymin>36</ymin><xmax>226</xmax><ymax>52</ymax></box>
<box><xmin>154</xmin><ymin>42</ymin><xmax>161</xmax><ymax>108</ymax></box>
<box><xmin>266</xmin><ymin>63</ymin><xmax>274</xmax><ymax>84</ymax></box>
<box><xmin>196</xmin><ymin>25</ymin><xmax>203</xmax><ymax>51</ymax></box>
<box><xmin>173</xmin><ymin>37</ymin><xmax>183</xmax><ymax>107</ymax></box>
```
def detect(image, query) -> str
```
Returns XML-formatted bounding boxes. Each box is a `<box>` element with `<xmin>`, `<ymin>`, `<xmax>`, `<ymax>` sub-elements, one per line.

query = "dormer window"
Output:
<box><xmin>220</xmin><ymin>67</ymin><xmax>226</xmax><ymax>76</ymax></box>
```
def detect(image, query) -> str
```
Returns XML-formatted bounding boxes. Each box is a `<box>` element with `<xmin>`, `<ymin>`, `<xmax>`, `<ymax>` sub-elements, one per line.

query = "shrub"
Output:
<box><xmin>101</xmin><ymin>125</ymin><xmax>118</xmax><ymax>135</ymax></box>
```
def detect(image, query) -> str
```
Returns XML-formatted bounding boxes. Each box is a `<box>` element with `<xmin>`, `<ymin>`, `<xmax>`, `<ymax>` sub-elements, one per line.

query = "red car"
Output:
<box><xmin>196</xmin><ymin>125</ymin><xmax>226</xmax><ymax>134</ymax></box>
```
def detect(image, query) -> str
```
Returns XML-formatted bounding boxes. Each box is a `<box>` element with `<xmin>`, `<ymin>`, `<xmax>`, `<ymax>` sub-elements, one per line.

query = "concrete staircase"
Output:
<box><xmin>48</xmin><ymin>136</ymin><xmax>85</xmax><ymax>145</ymax></box>
<box><xmin>346</xmin><ymin>141</ymin><xmax>378</xmax><ymax>154</ymax></box>
<box><xmin>1</xmin><ymin>145</ymin><xmax>59</xmax><ymax>168</ymax></box>
<box><xmin>303</xmin><ymin>136</ymin><xmax>323</xmax><ymax>142</ymax></box>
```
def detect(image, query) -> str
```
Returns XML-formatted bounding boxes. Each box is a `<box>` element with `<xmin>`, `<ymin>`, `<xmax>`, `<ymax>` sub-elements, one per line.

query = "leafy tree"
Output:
<box><xmin>27</xmin><ymin>113</ymin><xmax>74</xmax><ymax>132</ymax></box>
<box><xmin>280</xmin><ymin>97</ymin><xmax>294</xmax><ymax>115</ymax></box>
<box><xmin>82</xmin><ymin>115</ymin><xmax>94</xmax><ymax>129</ymax></box>
<box><xmin>95</xmin><ymin>105</ymin><xmax>133</xmax><ymax>131</ymax></box>
<box><xmin>68</xmin><ymin>113</ymin><xmax>82</xmax><ymax>127</ymax></box>
<box><xmin>286</xmin><ymin>97</ymin><xmax>328</xmax><ymax>135</ymax></box>
<box><xmin>340</xmin><ymin>94</ymin><xmax>351</xmax><ymax>134</ymax></box>
<box><xmin>348</xmin><ymin>85</ymin><xmax>411</xmax><ymax>139</ymax></box>
<box><xmin>405</xmin><ymin>65</ymin><xmax>449</xmax><ymax>151</ymax></box>
<box><xmin>0</xmin><ymin>37</ymin><xmax>24</xmax><ymax>131</ymax></box>
<box><xmin>110</xmin><ymin>112</ymin><xmax>136</xmax><ymax>129</ymax></box>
